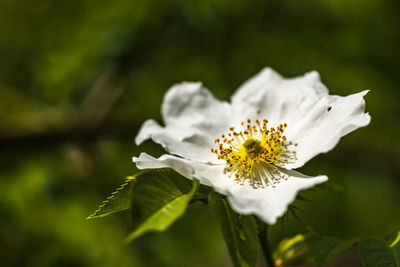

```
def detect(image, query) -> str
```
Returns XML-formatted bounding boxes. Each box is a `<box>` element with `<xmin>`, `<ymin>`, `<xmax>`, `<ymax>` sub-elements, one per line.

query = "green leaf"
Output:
<box><xmin>125</xmin><ymin>169</ymin><xmax>199</xmax><ymax>242</ymax></box>
<box><xmin>273</xmin><ymin>233</ymin><xmax>314</xmax><ymax>266</ymax></box>
<box><xmin>309</xmin><ymin>236</ymin><xmax>359</xmax><ymax>266</ymax></box>
<box><xmin>86</xmin><ymin>177</ymin><xmax>135</xmax><ymax>219</ymax></box>
<box><xmin>391</xmin><ymin>231</ymin><xmax>400</xmax><ymax>247</ymax></box>
<box><xmin>359</xmin><ymin>238</ymin><xmax>398</xmax><ymax>267</ymax></box>
<box><xmin>391</xmin><ymin>231</ymin><xmax>400</xmax><ymax>265</ymax></box>
<box><xmin>209</xmin><ymin>192</ymin><xmax>259</xmax><ymax>267</ymax></box>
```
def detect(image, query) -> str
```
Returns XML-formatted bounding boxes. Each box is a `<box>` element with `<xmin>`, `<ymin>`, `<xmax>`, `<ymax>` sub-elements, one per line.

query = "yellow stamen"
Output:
<box><xmin>211</xmin><ymin>118</ymin><xmax>288</xmax><ymax>186</ymax></box>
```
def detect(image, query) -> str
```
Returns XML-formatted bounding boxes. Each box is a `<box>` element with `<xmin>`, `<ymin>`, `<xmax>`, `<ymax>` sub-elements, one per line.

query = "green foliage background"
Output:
<box><xmin>0</xmin><ymin>0</ymin><xmax>399</xmax><ymax>266</ymax></box>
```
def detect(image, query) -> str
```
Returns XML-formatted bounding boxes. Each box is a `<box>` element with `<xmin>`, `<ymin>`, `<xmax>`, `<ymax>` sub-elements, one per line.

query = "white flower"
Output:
<box><xmin>133</xmin><ymin>68</ymin><xmax>370</xmax><ymax>224</ymax></box>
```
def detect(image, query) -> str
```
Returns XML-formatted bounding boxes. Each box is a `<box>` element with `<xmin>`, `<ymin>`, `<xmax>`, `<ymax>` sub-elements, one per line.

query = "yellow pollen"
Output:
<box><xmin>211</xmin><ymin>118</ymin><xmax>288</xmax><ymax>184</ymax></box>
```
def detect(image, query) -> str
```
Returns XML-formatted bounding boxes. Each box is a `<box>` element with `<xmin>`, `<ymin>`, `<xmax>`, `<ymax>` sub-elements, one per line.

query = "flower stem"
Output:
<box><xmin>258</xmin><ymin>225</ymin><xmax>275</xmax><ymax>267</ymax></box>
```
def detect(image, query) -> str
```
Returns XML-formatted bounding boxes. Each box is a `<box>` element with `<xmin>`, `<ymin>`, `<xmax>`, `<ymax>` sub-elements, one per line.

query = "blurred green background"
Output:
<box><xmin>0</xmin><ymin>0</ymin><xmax>399</xmax><ymax>266</ymax></box>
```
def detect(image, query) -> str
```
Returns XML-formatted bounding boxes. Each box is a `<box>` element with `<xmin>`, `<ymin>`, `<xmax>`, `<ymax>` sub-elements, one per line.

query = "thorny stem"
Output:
<box><xmin>259</xmin><ymin>225</ymin><xmax>275</xmax><ymax>267</ymax></box>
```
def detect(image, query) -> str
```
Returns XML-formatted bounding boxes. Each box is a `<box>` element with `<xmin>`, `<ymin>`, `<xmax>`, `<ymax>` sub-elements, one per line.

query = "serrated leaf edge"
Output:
<box><xmin>86</xmin><ymin>176</ymin><xmax>135</xmax><ymax>220</ymax></box>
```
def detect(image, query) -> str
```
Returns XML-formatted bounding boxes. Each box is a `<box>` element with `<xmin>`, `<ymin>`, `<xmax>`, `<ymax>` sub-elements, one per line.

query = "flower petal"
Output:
<box><xmin>135</xmin><ymin>119</ymin><xmax>216</xmax><ymax>163</ymax></box>
<box><xmin>133</xmin><ymin>152</ymin><xmax>195</xmax><ymax>178</ymax></box>
<box><xmin>227</xmin><ymin>167</ymin><xmax>328</xmax><ymax>224</ymax></box>
<box><xmin>133</xmin><ymin>153</ymin><xmax>233</xmax><ymax>194</ymax></box>
<box><xmin>162</xmin><ymin>82</ymin><xmax>232</xmax><ymax>131</ymax></box>
<box><xmin>283</xmin><ymin>90</ymin><xmax>370</xmax><ymax>169</ymax></box>
<box><xmin>231</xmin><ymin>68</ymin><xmax>370</xmax><ymax>169</ymax></box>
<box><xmin>135</xmin><ymin>82</ymin><xmax>232</xmax><ymax>163</ymax></box>
<box><xmin>231</xmin><ymin>68</ymin><xmax>329</xmax><ymax>127</ymax></box>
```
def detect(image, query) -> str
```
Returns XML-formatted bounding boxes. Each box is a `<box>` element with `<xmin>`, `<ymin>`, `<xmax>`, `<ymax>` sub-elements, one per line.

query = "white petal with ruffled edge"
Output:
<box><xmin>136</xmin><ymin>82</ymin><xmax>232</xmax><ymax>163</ymax></box>
<box><xmin>283</xmin><ymin>90</ymin><xmax>370</xmax><ymax>169</ymax></box>
<box><xmin>231</xmin><ymin>68</ymin><xmax>370</xmax><ymax>169</ymax></box>
<box><xmin>227</xmin><ymin>168</ymin><xmax>327</xmax><ymax>224</ymax></box>
<box><xmin>231</xmin><ymin>68</ymin><xmax>329</xmax><ymax>126</ymax></box>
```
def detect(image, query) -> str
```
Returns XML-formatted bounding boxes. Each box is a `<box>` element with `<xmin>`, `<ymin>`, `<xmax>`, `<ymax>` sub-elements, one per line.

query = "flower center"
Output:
<box><xmin>242</xmin><ymin>139</ymin><xmax>264</xmax><ymax>158</ymax></box>
<box><xmin>211</xmin><ymin>119</ymin><xmax>288</xmax><ymax>187</ymax></box>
